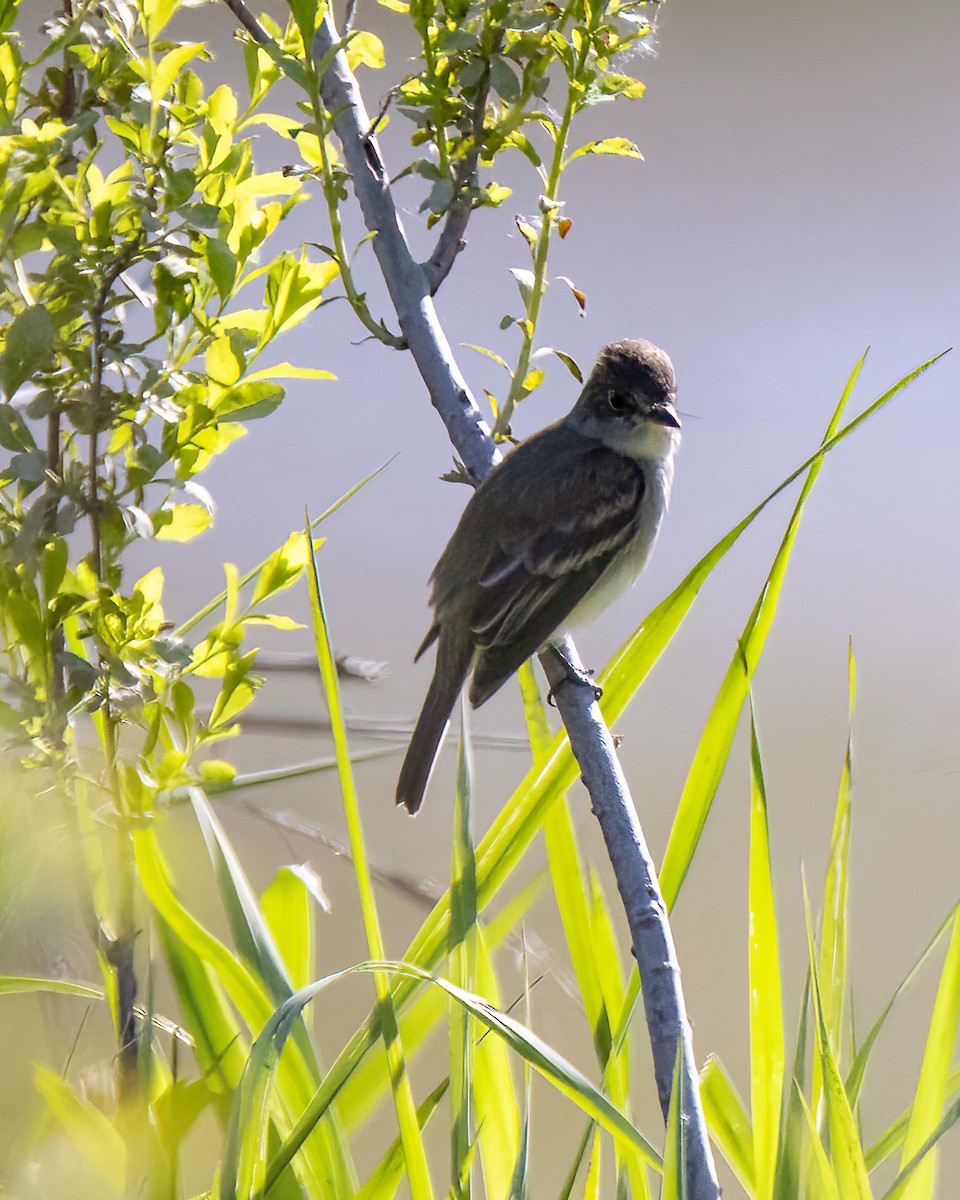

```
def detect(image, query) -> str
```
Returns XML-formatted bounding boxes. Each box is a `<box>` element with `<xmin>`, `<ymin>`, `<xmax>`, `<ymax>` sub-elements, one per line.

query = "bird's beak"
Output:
<box><xmin>651</xmin><ymin>400</ymin><xmax>681</xmax><ymax>429</ymax></box>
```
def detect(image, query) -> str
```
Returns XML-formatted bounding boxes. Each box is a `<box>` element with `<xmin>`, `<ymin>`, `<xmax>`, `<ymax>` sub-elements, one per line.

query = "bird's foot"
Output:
<box><xmin>546</xmin><ymin>658</ymin><xmax>603</xmax><ymax>707</ymax></box>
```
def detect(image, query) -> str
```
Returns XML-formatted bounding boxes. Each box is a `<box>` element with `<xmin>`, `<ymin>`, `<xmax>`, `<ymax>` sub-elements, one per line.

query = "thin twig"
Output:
<box><xmin>310</xmin><ymin>9</ymin><xmax>499</xmax><ymax>481</ymax></box>
<box><xmin>221</xmin><ymin>0</ymin><xmax>270</xmax><ymax>44</ymax></box>
<box><xmin>422</xmin><ymin>61</ymin><xmax>492</xmax><ymax>295</ymax></box>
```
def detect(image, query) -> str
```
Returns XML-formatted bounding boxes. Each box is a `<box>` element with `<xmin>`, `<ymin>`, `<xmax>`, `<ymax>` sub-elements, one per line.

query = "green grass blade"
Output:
<box><xmin>747</xmin><ymin>705</ymin><xmax>784</xmax><ymax>1200</ymax></box>
<box><xmin>773</xmin><ymin>974</ymin><xmax>811</xmax><ymax>1200</ymax></box>
<box><xmin>0</xmin><ymin>976</ymin><xmax>104</xmax><ymax>1000</ymax></box>
<box><xmin>261</xmin><ymin>865</ymin><xmax>320</xmax><ymax>992</ymax></box>
<box><xmin>815</xmin><ymin>641</ymin><xmax>855</xmax><ymax>1109</ymax></box>
<box><xmin>357</xmin><ymin>1081</ymin><xmax>450</xmax><ymax>1200</ymax></box>
<box><xmin>219</xmin><ymin>968</ymin><xmax>353</xmax><ymax>1200</ymax></box>
<box><xmin>804</xmin><ymin>882</ymin><xmax>872</xmax><ymax>1200</ymax></box>
<box><xmin>450</xmin><ymin>716</ymin><xmax>478</xmax><ymax>1199</ymax></box>
<box><xmin>583</xmin><ymin>1128</ymin><xmax>602</xmax><ymax>1200</ymax></box>
<box><xmin>304</xmin><ymin>521</ymin><xmax>434</xmax><ymax>1200</ymax></box>
<box><xmin>847</xmin><ymin>909</ymin><xmax>955</xmax><ymax>1110</ymax></box>
<box><xmin>355</xmin><ymin>961</ymin><xmax>662</xmax><ymax>1172</ymax></box>
<box><xmin>660</xmin><ymin>1045</ymin><xmax>687</xmax><ymax>1200</ymax></box>
<box><xmin>336</xmin><ymin>878</ymin><xmax>541</xmax><ymax>1134</ymax></box>
<box><xmin>190</xmin><ymin>786</ymin><xmax>296</xmax><ymax>1006</ymax></box>
<box><xmin>699</xmin><ymin>1056</ymin><xmax>755</xmax><ymax>1196</ymax></box>
<box><xmin>866</xmin><ymin>1067</ymin><xmax>960</xmax><ymax>1172</ymax></box>
<box><xmin>175</xmin><ymin>458</ymin><xmax>395</xmax><ymax>637</ymax></box>
<box><xmin>557</xmin><ymin>1121</ymin><xmax>594</xmax><ymax>1200</ymax></box>
<box><xmin>658</xmin><ymin>354</ymin><xmax>864</xmax><ymax>912</ymax></box>
<box><xmin>880</xmin><ymin>1096</ymin><xmax>960</xmax><ymax>1200</ymax></box>
<box><xmin>794</xmin><ymin>1085</ymin><xmax>842</xmax><ymax>1200</ymax></box>
<box><xmin>473</xmin><ymin>927</ymin><xmax>521</xmax><ymax>1200</ymax></box>
<box><xmin>891</xmin><ymin>902</ymin><xmax>960</xmax><ymax>1200</ymax></box>
<box><xmin>154</xmin><ymin>914</ymin><xmax>250</xmax><ymax>1092</ymax></box>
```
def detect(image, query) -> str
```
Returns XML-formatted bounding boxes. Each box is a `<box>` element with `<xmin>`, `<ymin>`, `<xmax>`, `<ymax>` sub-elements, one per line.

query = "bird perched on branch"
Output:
<box><xmin>397</xmin><ymin>338</ymin><xmax>681</xmax><ymax>814</ymax></box>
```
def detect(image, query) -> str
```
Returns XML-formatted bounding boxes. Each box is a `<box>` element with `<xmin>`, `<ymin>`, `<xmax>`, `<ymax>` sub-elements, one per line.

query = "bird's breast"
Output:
<box><xmin>562</xmin><ymin>452</ymin><xmax>674</xmax><ymax>632</ymax></box>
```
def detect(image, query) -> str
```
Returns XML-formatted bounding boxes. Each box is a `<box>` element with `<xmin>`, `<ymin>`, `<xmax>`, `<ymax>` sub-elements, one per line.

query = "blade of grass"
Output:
<box><xmin>847</xmin><ymin>910</ymin><xmax>956</xmax><ymax>1110</ymax></box>
<box><xmin>658</xmin><ymin>355</ymin><xmax>864</xmax><ymax>913</ymax></box>
<box><xmin>880</xmin><ymin>1096</ymin><xmax>960</xmax><ymax>1200</ymax></box>
<box><xmin>699</xmin><ymin>1057</ymin><xmax>755</xmax><ymax>1196</ymax></box>
<box><xmin>304</xmin><ymin>518</ymin><xmax>434</xmax><ymax>1200</ymax></box>
<box><xmin>357</xmin><ymin>1080</ymin><xmax>450</xmax><ymax>1200</ymax></box>
<box><xmin>813</xmin><ymin>640</ymin><xmax>855</xmax><ymax>1119</ymax></box>
<box><xmin>473</xmin><ymin>926</ymin><xmax>521</xmax><ymax>1199</ymax></box>
<box><xmin>773</xmin><ymin>974</ymin><xmax>812</xmax><ymax>1200</ymax></box>
<box><xmin>747</xmin><ymin>703</ymin><xmax>785</xmax><ymax>1200</ymax></box>
<box><xmin>890</xmin><ymin>902</ymin><xmax>960</xmax><ymax>1200</ymax></box>
<box><xmin>866</xmin><ymin>1066</ymin><xmax>960</xmax><ymax>1172</ymax></box>
<box><xmin>176</xmin><ymin>457</ymin><xmax>396</xmax><ymax>637</ymax></box>
<box><xmin>803</xmin><ymin>882</ymin><xmax>872</xmax><ymax>1200</ymax></box>
<box><xmin>794</xmin><ymin>1085</ymin><xmax>842</xmax><ymax>1200</ymax></box>
<box><xmin>660</xmin><ymin>1046</ymin><xmax>687</xmax><ymax>1200</ymax></box>
<box><xmin>355</xmin><ymin>961</ymin><xmax>663</xmax><ymax>1172</ymax></box>
<box><xmin>450</xmin><ymin>711</ymin><xmax>478</xmax><ymax>1200</ymax></box>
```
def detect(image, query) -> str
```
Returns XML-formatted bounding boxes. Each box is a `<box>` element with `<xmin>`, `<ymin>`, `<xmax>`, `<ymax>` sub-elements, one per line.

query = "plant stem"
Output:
<box><xmin>496</xmin><ymin>50</ymin><xmax>585</xmax><ymax>436</ymax></box>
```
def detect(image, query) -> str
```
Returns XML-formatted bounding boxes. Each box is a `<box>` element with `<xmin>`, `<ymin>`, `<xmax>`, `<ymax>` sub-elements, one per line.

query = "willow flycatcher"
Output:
<box><xmin>397</xmin><ymin>338</ymin><xmax>681</xmax><ymax>814</ymax></box>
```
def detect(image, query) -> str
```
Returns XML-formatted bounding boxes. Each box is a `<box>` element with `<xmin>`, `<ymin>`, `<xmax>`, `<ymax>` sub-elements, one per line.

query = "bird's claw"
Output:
<box><xmin>547</xmin><ymin>663</ymin><xmax>602</xmax><ymax>707</ymax></box>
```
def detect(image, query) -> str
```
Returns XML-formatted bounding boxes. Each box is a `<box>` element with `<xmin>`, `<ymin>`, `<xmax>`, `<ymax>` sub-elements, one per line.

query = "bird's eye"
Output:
<box><xmin>607</xmin><ymin>391</ymin><xmax>630</xmax><ymax>414</ymax></box>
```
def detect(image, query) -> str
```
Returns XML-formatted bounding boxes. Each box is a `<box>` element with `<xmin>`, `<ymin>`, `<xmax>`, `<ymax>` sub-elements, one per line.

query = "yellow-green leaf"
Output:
<box><xmin>154</xmin><ymin>504</ymin><xmax>212</xmax><ymax>542</ymax></box>
<box><xmin>567</xmin><ymin>137</ymin><xmax>643</xmax><ymax>164</ymax></box>
<box><xmin>346</xmin><ymin>31</ymin><xmax>385</xmax><ymax>70</ymax></box>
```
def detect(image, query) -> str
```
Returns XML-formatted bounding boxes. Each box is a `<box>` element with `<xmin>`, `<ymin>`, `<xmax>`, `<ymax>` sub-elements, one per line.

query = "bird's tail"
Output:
<box><xmin>396</xmin><ymin>641</ymin><xmax>469</xmax><ymax>815</ymax></box>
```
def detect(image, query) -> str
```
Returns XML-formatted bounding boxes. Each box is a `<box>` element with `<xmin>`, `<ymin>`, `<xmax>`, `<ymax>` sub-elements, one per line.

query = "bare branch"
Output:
<box><xmin>423</xmin><ymin>64</ymin><xmax>491</xmax><ymax>295</ymax></box>
<box><xmin>541</xmin><ymin>642</ymin><xmax>721</xmax><ymax>1198</ymax></box>
<box><xmin>218</xmin><ymin>2</ymin><xmax>721</xmax><ymax>1192</ymax></box>
<box><xmin>312</xmin><ymin>10</ymin><xmax>499</xmax><ymax>481</ymax></box>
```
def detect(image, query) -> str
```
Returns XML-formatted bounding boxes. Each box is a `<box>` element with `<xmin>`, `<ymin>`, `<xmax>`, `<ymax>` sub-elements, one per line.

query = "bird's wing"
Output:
<box><xmin>467</xmin><ymin>444</ymin><xmax>644</xmax><ymax>706</ymax></box>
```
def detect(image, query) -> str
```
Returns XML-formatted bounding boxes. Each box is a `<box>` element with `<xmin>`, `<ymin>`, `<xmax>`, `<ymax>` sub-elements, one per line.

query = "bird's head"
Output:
<box><xmin>567</xmin><ymin>339</ymin><xmax>681</xmax><ymax>460</ymax></box>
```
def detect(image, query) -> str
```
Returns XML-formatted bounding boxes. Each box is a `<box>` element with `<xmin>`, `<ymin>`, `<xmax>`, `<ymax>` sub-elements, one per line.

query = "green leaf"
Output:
<box><xmin>153</xmin><ymin>504</ymin><xmax>213</xmax><ymax>542</ymax></box>
<box><xmin>206</xmin><ymin>237</ymin><xmax>238</xmax><ymax>302</ymax></box>
<box><xmin>0</xmin><ymin>402</ymin><xmax>36</xmax><ymax>451</ymax></box>
<box><xmin>566</xmin><ymin>137</ymin><xmax>643</xmax><ymax>165</ymax></box>
<box><xmin>1</xmin><ymin>305</ymin><xmax>54</xmax><ymax>398</ymax></box>
<box><xmin>143</xmin><ymin>0</ymin><xmax>180</xmax><ymax>37</ymax></box>
<box><xmin>214</xmin><ymin>380</ymin><xmax>285</xmax><ymax>421</ymax></box>
<box><xmin>249</xmin><ymin>531</ymin><xmax>313</xmax><ymax>607</ymax></box>
<box><xmin>462</xmin><ymin>343</ymin><xmax>511</xmax><ymax>372</ymax></box>
<box><xmin>509</xmin><ymin>267</ymin><xmax>537</xmax><ymax>308</ymax></box>
<box><xmin>245</xmin><ymin>363</ymin><xmax>336</xmax><ymax>383</ymax></box>
<box><xmin>346</xmin><ymin>31</ymin><xmax>386</xmax><ymax>70</ymax></box>
<box><xmin>599</xmin><ymin>73</ymin><xmax>646</xmax><ymax>100</ymax></box>
<box><xmin>490</xmin><ymin>56</ymin><xmax>520</xmax><ymax>102</ymax></box>
<box><xmin>151</xmin><ymin>43</ymin><xmax>204</xmax><ymax>101</ymax></box>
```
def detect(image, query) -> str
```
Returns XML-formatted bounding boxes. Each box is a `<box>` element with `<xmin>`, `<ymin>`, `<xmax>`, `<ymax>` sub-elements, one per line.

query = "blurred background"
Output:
<box><xmin>4</xmin><ymin>0</ymin><xmax>960</xmax><ymax>1192</ymax></box>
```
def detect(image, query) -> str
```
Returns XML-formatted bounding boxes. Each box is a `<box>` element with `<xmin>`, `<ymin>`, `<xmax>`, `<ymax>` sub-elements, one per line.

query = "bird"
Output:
<box><xmin>396</xmin><ymin>338</ymin><xmax>681</xmax><ymax>814</ymax></box>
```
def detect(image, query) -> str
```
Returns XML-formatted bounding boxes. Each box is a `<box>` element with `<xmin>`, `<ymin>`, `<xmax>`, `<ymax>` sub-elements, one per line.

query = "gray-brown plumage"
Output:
<box><xmin>397</xmin><ymin>339</ymin><xmax>681</xmax><ymax>814</ymax></box>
